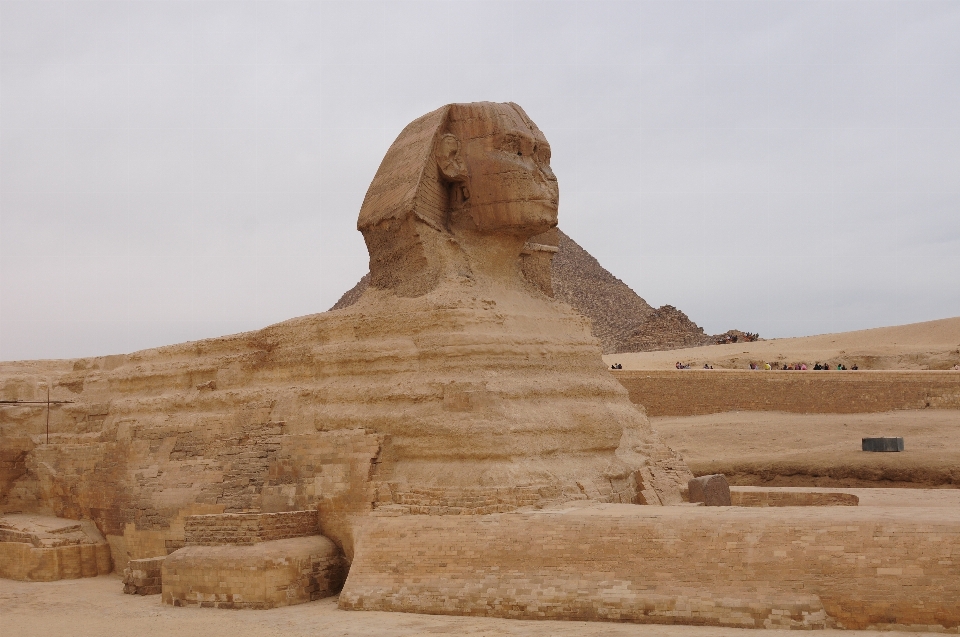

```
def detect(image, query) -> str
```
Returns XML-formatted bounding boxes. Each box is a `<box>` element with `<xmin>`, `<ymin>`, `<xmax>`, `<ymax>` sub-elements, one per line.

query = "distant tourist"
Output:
<box><xmin>953</xmin><ymin>364</ymin><xmax>960</xmax><ymax>370</ymax></box>
<box><xmin>764</xmin><ymin>363</ymin><xmax>771</xmax><ymax>370</ymax></box>
<box><xmin>800</xmin><ymin>364</ymin><xmax>807</xmax><ymax>370</ymax></box>
<box><xmin>813</xmin><ymin>363</ymin><xmax>821</xmax><ymax>370</ymax></box>
<box><xmin>851</xmin><ymin>364</ymin><xmax>858</xmax><ymax>370</ymax></box>
<box><xmin>676</xmin><ymin>362</ymin><xmax>681</xmax><ymax>369</ymax></box>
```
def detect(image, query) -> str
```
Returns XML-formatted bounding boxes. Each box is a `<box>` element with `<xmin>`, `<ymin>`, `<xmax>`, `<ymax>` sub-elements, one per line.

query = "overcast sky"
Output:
<box><xmin>2</xmin><ymin>0</ymin><xmax>958</xmax><ymax>361</ymax></box>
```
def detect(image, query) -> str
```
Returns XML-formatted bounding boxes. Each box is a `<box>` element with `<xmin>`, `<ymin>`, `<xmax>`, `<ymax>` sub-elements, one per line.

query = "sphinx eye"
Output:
<box><xmin>517</xmin><ymin>151</ymin><xmax>522</xmax><ymax>156</ymax></box>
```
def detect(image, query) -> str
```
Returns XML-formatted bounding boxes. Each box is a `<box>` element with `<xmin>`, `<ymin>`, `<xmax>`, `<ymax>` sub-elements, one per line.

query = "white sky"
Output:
<box><xmin>2</xmin><ymin>0</ymin><xmax>959</xmax><ymax>361</ymax></box>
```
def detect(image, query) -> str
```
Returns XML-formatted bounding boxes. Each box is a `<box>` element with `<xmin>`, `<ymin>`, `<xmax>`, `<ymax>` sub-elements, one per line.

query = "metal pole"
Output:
<box><xmin>46</xmin><ymin>385</ymin><xmax>50</xmax><ymax>444</ymax></box>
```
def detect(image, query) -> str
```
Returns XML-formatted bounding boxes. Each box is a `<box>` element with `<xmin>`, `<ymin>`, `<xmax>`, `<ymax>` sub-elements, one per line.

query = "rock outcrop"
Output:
<box><xmin>0</xmin><ymin>102</ymin><xmax>691</xmax><ymax>571</ymax></box>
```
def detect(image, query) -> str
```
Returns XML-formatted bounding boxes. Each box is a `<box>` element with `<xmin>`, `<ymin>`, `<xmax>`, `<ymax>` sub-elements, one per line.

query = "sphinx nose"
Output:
<box><xmin>539</xmin><ymin>164</ymin><xmax>557</xmax><ymax>181</ymax></box>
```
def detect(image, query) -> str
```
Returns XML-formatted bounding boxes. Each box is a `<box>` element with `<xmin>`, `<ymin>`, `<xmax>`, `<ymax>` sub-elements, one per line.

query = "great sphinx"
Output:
<box><xmin>0</xmin><ymin>102</ymin><xmax>691</xmax><ymax>565</ymax></box>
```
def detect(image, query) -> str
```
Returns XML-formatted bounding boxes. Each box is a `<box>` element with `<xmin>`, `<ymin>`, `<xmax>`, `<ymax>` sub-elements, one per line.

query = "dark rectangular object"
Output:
<box><xmin>862</xmin><ymin>437</ymin><xmax>904</xmax><ymax>452</ymax></box>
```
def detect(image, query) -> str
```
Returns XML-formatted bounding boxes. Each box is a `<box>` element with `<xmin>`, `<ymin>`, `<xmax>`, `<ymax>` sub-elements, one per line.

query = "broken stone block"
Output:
<box><xmin>122</xmin><ymin>556</ymin><xmax>165</xmax><ymax>595</ymax></box>
<box><xmin>862</xmin><ymin>437</ymin><xmax>904</xmax><ymax>452</ymax></box>
<box><xmin>688</xmin><ymin>474</ymin><xmax>731</xmax><ymax>506</ymax></box>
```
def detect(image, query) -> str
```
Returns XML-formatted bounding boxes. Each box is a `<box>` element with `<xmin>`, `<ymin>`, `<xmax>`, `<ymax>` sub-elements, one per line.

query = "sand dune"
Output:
<box><xmin>604</xmin><ymin>317</ymin><xmax>960</xmax><ymax>370</ymax></box>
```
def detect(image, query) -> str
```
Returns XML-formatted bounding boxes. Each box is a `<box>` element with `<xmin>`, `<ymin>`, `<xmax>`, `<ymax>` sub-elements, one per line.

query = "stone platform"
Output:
<box><xmin>341</xmin><ymin>504</ymin><xmax>960</xmax><ymax>631</ymax></box>
<box><xmin>162</xmin><ymin>535</ymin><xmax>345</xmax><ymax>609</ymax></box>
<box><xmin>0</xmin><ymin>514</ymin><xmax>112</xmax><ymax>581</ymax></box>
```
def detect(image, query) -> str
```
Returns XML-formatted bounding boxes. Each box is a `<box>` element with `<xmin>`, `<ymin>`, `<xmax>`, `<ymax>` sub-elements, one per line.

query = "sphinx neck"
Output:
<box><xmin>452</xmin><ymin>229</ymin><xmax>528</xmax><ymax>287</ymax></box>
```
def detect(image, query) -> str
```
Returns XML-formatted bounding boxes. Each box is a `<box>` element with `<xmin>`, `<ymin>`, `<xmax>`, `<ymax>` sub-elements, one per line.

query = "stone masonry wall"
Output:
<box><xmin>163</xmin><ymin>536</ymin><xmax>345</xmax><ymax>609</ymax></box>
<box><xmin>730</xmin><ymin>489</ymin><xmax>859</xmax><ymax>507</ymax></box>
<box><xmin>183</xmin><ymin>510</ymin><xmax>318</xmax><ymax>546</ymax></box>
<box><xmin>614</xmin><ymin>370</ymin><xmax>960</xmax><ymax>416</ymax></box>
<box><xmin>122</xmin><ymin>556</ymin><xmax>165</xmax><ymax>595</ymax></box>
<box><xmin>341</xmin><ymin>505</ymin><xmax>960</xmax><ymax>631</ymax></box>
<box><xmin>0</xmin><ymin>541</ymin><xmax>112</xmax><ymax>581</ymax></box>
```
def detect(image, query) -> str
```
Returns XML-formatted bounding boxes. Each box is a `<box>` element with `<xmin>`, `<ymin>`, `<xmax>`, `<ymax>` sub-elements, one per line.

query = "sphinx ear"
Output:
<box><xmin>435</xmin><ymin>133</ymin><xmax>468</xmax><ymax>183</ymax></box>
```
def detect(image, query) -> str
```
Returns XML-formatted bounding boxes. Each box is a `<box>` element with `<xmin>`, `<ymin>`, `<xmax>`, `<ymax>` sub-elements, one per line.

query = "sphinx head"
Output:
<box><xmin>358</xmin><ymin>102</ymin><xmax>559</xmax><ymax>296</ymax></box>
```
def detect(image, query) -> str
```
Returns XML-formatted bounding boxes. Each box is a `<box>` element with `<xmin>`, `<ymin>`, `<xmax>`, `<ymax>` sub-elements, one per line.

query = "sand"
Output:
<box><xmin>0</xmin><ymin>571</ymin><xmax>951</xmax><ymax>637</ymax></box>
<box><xmin>603</xmin><ymin>316</ymin><xmax>960</xmax><ymax>370</ymax></box>
<box><xmin>654</xmin><ymin>409</ymin><xmax>960</xmax><ymax>487</ymax></box>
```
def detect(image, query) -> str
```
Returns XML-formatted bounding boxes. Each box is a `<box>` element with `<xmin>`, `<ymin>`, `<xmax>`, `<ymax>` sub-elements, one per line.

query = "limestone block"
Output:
<box><xmin>0</xmin><ymin>513</ymin><xmax>112</xmax><ymax>581</ymax></box>
<box><xmin>862</xmin><ymin>437</ymin><xmax>904</xmax><ymax>452</ymax></box>
<box><xmin>183</xmin><ymin>510</ymin><xmax>319</xmax><ymax>546</ymax></box>
<box><xmin>162</xmin><ymin>536</ymin><xmax>345</xmax><ymax>609</ymax></box>
<box><xmin>730</xmin><ymin>489</ymin><xmax>858</xmax><ymax>507</ymax></box>
<box><xmin>341</xmin><ymin>505</ymin><xmax>960</xmax><ymax>630</ymax></box>
<box><xmin>614</xmin><ymin>370</ymin><xmax>960</xmax><ymax>416</ymax></box>
<box><xmin>687</xmin><ymin>474</ymin><xmax>731</xmax><ymax>506</ymax></box>
<box><xmin>122</xmin><ymin>556</ymin><xmax>165</xmax><ymax>595</ymax></box>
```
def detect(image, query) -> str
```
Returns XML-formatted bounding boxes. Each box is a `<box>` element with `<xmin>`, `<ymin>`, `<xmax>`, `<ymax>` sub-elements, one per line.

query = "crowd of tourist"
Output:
<box><xmin>749</xmin><ymin>362</ymin><xmax>858</xmax><ymax>370</ymax></box>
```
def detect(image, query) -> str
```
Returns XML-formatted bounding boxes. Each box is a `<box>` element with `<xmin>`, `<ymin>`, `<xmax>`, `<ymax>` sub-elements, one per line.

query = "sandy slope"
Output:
<box><xmin>654</xmin><ymin>409</ymin><xmax>960</xmax><ymax>488</ymax></box>
<box><xmin>604</xmin><ymin>317</ymin><xmax>960</xmax><ymax>370</ymax></box>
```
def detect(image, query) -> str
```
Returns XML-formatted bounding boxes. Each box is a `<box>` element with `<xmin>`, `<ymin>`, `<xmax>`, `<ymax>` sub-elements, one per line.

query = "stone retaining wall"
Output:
<box><xmin>614</xmin><ymin>370</ymin><xmax>960</xmax><ymax>416</ymax></box>
<box><xmin>183</xmin><ymin>510</ymin><xmax>317</xmax><ymax>546</ymax></box>
<box><xmin>163</xmin><ymin>536</ymin><xmax>345</xmax><ymax>609</ymax></box>
<box><xmin>0</xmin><ymin>541</ymin><xmax>112</xmax><ymax>581</ymax></box>
<box><xmin>730</xmin><ymin>489</ymin><xmax>859</xmax><ymax>507</ymax></box>
<box><xmin>341</xmin><ymin>505</ymin><xmax>960</xmax><ymax>630</ymax></box>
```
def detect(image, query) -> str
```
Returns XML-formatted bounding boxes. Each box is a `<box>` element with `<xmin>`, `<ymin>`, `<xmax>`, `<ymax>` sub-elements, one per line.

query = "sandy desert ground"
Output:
<box><xmin>654</xmin><ymin>409</ymin><xmax>960</xmax><ymax>487</ymax></box>
<box><xmin>0</xmin><ymin>568</ymin><xmax>955</xmax><ymax>637</ymax></box>
<box><xmin>604</xmin><ymin>317</ymin><xmax>960</xmax><ymax>370</ymax></box>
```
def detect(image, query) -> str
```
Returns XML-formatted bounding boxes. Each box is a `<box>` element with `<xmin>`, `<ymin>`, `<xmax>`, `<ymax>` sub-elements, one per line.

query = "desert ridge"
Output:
<box><xmin>604</xmin><ymin>316</ymin><xmax>960</xmax><ymax>370</ymax></box>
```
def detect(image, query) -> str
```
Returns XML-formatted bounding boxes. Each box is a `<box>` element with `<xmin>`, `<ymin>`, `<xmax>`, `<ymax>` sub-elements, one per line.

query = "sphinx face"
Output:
<box><xmin>454</xmin><ymin>107</ymin><xmax>559</xmax><ymax>236</ymax></box>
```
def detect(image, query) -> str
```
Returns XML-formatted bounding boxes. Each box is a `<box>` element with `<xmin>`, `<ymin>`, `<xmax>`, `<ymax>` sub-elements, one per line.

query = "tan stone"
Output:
<box><xmin>687</xmin><ymin>474</ymin><xmax>731</xmax><ymax>506</ymax></box>
<box><xmin>341</xmin><ymin>504</ymin><xmax>960</xmax><ymax>631</ymax></box>
<box><xmin>0</xmin><ymin>514</ymin><xmax>112</xmax><ymax>581</ymax></box>
<box><xmin>122</xmin><ymin>556</ymin><xmax>164</xmax><ymax>595</ymax></box>
<box><xmin>162</xmin><ymin>536</ymin><xmax>345</xmax><ymax>609</ymax></box>
<box><xmin>614</xmin><ymin>369</ymin><xmax>960</xmax><ymax>416</ymax></box>
<box><xmin>0</xmin><ymin>102</ymin><xmax>690</xmax><ymax>566</ymax></box>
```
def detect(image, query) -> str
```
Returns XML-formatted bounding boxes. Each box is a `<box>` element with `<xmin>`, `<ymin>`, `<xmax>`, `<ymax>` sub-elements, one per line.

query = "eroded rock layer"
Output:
<box><xmin>0</xmin><ymin>102</ymin><xmax>691</xmax><ymax>568</ymax></box>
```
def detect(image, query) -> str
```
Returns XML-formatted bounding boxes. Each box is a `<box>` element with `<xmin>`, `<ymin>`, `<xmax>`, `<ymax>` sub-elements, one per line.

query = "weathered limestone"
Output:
<box><xmin>687</xmin><ymin>474</ymin><xmax>731</xmax><ymax>506</ymax></box>
<box><xmin>0</xmin><ymin>102</ymin><xmax>691</xmax><ymax>569</ymax></box>
<box><xmin>183</xmin><ymin>510</ymin><xmax>318</xmax><ymax>546</ymax></box>
<box><xmin>162</xmin><ymin>535</ymin><xmax>345</xmax><ymax>609</ymax></box>
<box><xmin>0</xmin><ymin>514</ymin><xmax>112</xmax><ymax>581</ymax></box>
<box><xmin>730</xmin><ymin>488</ymin><xmax>858</xmax><ymax>507</ymax></box>
<box><xmin>341</xmin><ymin>504</ymin><xmax>960</xmax><ymax>631</ymax></box>
<box><xmin>614</xmin><ymin>369</ymin><xmax>960</xmax><ymax>416</ymax></box>
<box><xmin>122</xmin><ymin>556</ymin><xmax>164</xmax><ymax>595</ymax></box>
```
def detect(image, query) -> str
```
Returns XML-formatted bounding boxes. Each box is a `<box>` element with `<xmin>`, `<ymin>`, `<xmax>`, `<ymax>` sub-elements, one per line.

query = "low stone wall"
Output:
<box><xmin>162</xmin><ymin>536</ymin><xmax>345</xmax><ymax>609</ymax></box>
<box><xmin>341</xmin><ymin>505</ymin><xmax>960</xmax><ymax>630</ymax></box>
<box><xmin>123</xmin><ymin>556</ymin><xmax>165</xmax><ymax>595</ymax></box>
<box><xmin>0</xmin><ymin>541</ymin><xmax>112</xmax><ymax>581</ymax></box>
<box><xmin>614</xmin><ymin>370</ymin><xmax>960</xmax><ymax>416</ymax></box>
<box><xmin>730</xmin><ymin>489</ymin><xmax>859</xmax><ymax>507</ymax></box>
<box><xmin>183</xmin><ymin>510</ymin><xmax>318</xmax><ymax>546</ymax></box>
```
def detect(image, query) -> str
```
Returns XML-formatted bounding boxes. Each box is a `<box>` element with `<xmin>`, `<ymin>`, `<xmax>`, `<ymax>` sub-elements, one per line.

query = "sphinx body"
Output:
<box><xmin>0</xmin><ymin>103</ymin><xmax>691</xmax><ymax>565</ymax></box>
